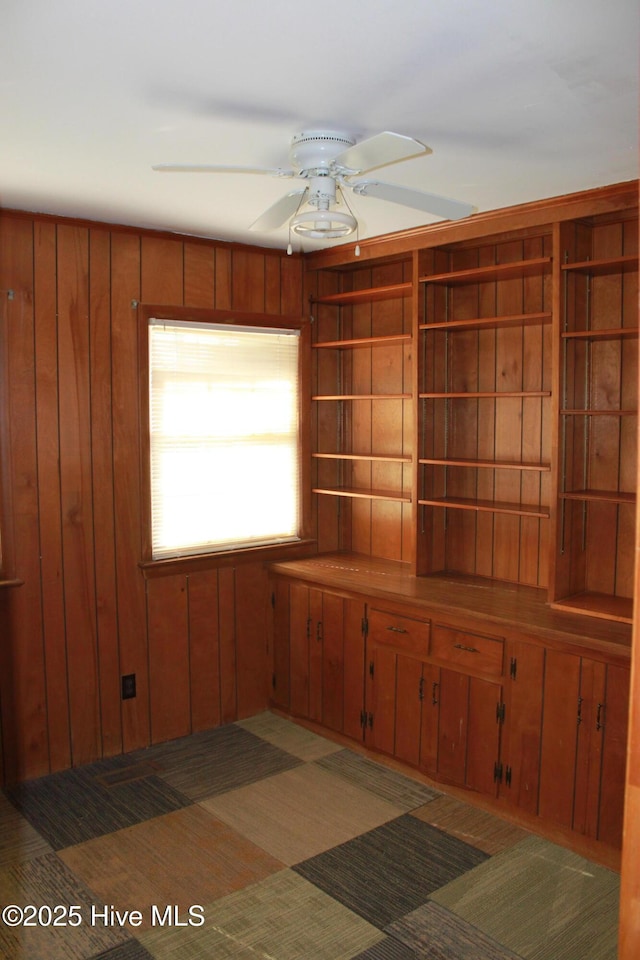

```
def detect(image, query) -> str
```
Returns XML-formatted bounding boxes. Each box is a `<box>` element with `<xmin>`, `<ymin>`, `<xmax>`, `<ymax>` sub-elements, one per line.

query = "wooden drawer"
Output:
<box><xmin>431</xmin><ymin>624</ymin><xmax>504</xmax><ymax>676</ymax></box>
<box><xmin>368</xmin><ymin>608</ymin><xmax>430</xmax><ymax>655</ymax></box>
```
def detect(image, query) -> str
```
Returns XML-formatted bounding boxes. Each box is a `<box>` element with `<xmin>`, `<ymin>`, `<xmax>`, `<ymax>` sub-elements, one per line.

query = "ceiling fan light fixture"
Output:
<box><xmin>290</xmin><ymin>208</ymin><xmax>357</xmax><ymax>240</ymax></box>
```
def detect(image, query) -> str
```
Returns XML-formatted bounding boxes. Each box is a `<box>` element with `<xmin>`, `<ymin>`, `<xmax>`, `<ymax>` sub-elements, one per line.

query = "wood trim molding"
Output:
<box><xmin>305</xmin><ymin>180</ymin><xmax>639</xmax><ymax>269</ymax></box>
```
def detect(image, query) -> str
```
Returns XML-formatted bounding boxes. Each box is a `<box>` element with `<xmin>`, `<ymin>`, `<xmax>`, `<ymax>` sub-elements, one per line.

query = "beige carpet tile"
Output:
<box><xmin>430</xmin><ymin>833</ymin><xmax>619</xmax><ymax>959</ymax></box>
<box><xmin>200</xmin><ymin>762</ymin><xmax>404</xmax><ymax>866</ymax></box>
<box><xmin>316</xmin><ymin>749</ymin><xmax>439</xmax><ymax>811</ymax></box>
<box><xmin>0</xmin><ymin>792</ymin><xmax>53</xmax><ymax>866</ymax></box>
<box><xmin>237</xmin><ymin>711</ymin><xmax>342</xmax><ymax>761</ymax></box>
<box><xmin>411</xmin><ymin>794</ymin><xmax>530</xmax><ymax>855</ymax></box>
<box><xmin>58</xmin><ymin>805</ymin><xmax>285</xmax><ymax>929</ymax></box>
<box><xmin>139</xmin><ymin>869</ymin><xmax>384</xmax><ymax>960</ymax></box>
<box><xmin>0</xmin><ymin>852</ymin><xmax>129</xmax><ymax>960</ymax></box>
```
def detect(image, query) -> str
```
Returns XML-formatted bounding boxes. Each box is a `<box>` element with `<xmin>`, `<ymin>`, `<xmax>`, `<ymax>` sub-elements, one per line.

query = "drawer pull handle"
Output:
<box><xmin>454</xmin><ymin>643</ymin><xmax>479</xmax><ymax>653</ymax></box>
<box><xmin>386</xmin><ymin>625</ymin><xmax>408</xmax><ymax>634</ymax></box>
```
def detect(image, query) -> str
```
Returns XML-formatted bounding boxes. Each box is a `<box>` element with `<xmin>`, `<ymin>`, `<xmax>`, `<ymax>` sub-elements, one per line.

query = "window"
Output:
<box><xmin>143</xmin><ymin>309</ymin><xmax>308</xmax><ymax>561</ymax></box>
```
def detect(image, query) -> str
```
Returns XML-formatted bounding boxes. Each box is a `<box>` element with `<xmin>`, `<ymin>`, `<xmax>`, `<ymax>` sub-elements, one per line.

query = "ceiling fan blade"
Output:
<box><xmin>334</xmin><ymin>132</ymin><xmax>431</xmax><ymax>175</ymax></box>
<box><xmin>249</xmin><ymin>190</ymin><xmax>307</xmax><ymax>231</ymax></box>
<box><xmin>350</xmin><ymin>180</ymin><xmax>475</xmax><ymax>221</ymax></box>
<box><xmin>152</xmin><ymin>163</ymin><xmax>294</xmax><ymax>177</ymax></box>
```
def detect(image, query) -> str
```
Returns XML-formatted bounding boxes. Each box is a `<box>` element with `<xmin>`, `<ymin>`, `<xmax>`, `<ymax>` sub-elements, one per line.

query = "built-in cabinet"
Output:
<box><xmin>272</xmin><ymin>186</ymin><xmax>637</xmax><ymax>857</ymax></box>
<box><xmin>269</xmin><ymin>560</ymin><xmax>630</xmax><ymax>853</ymax></box>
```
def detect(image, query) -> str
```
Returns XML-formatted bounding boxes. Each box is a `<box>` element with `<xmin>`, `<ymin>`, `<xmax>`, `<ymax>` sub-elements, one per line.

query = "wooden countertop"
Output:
<box><xmin>269</xmin><ymin>553</ymin><xmax>632</xmax><ymax>663</ymax></box>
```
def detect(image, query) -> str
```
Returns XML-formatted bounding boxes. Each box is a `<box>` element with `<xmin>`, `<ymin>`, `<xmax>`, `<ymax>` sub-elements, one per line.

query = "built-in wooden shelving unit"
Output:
<box><xmin>307</xmin><ymin>186</ymin><xmax>638</xmax><ymax>623</ymax></box>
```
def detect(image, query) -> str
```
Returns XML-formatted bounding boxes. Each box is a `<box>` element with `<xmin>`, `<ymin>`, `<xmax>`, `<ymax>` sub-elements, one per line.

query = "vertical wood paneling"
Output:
<box><xmin>188</xmin><ymin>569</ymin><xmax>221</xmax><ymax>731</ymax></box>
<box><xmin>0</xmin><ymin>211</ymin><xmax>320</xmax><ymax>784</ymax></box>
<box><xmin>33</xmin><ymin>221</ymin><xmax>71</xmax><ymax>772</ymax></box>
<box><xmin>147</xmin><ymin>575</ymin><xmax>191</xmax><ymax>743</ymax></box>
<box><xmin>0</xmin><ymin>216</ymin><xmax>49</xmax><ymax>781</ymax></box>
<box><xmin>89</xmin><ymin>228</ymin><xmax>122</xmax><ymax>757</ymax></box>
<box><xmin>214</xmin><ymin>248</ymin><xmax>232</xmax><ymax>309</ymax></box>
<box><xmin>234</xmin><ymin>563</ymin><xmax>269</xmax><ymax>718</ymax></box>
<box><xmin>111</xmin><ymin>232</ymin><xmax>149</xmax><ymax>752</ymax></box>
<box><xmin>57</xmin><ymin>224</ymin><xmax>101</xmax><ymax>766</ymax></box>
<box><xmin>141</xmin><ymin>236</ymin><xmax>184</xmax><ymax>305</ymax></box>
<box><xmin>184</xmin><ymin>242</ymin><xmax>215</xmax><ymax>308</ymax></box>
<box><xmin>232</xmin><ymin>249</ymin><xmax>265</xmax><ymax>311</ymax></box>
<box><xmin>218</xmin><ymin>566</ymin><xmax>237</xmax><ymax>723</ymax></box>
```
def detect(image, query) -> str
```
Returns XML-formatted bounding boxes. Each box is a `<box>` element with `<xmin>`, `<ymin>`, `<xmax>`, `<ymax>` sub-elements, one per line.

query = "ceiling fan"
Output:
<box><xmin>153</xmin><ymin>130</ymin><xmax>475</xmax><ymax>244</ymax></box>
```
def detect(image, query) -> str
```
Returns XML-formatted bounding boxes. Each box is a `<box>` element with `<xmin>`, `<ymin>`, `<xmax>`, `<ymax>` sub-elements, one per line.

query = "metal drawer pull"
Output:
<box><xmin>386</xmin><ymin>625</ymin><xmax>408</xmax><ymax>634</ymax></box>
<box><xmin>453</xmin><ymin>642</ymin><xmax>479</xmax><ymax>653</ymax></box>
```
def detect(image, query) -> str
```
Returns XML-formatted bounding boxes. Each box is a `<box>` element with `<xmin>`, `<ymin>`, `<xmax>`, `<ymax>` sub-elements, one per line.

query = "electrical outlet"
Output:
<box><xmin>121</xmin><ymin>673</ymin><xmax>136</xmax><ymax>700</ymax></box>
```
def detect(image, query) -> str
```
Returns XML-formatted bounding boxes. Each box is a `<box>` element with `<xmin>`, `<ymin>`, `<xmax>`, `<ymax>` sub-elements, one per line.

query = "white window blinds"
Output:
<box><xmin>149</xmin><ymin>319</ymin><xmax>301</xmax><ymax>559</ymax></box>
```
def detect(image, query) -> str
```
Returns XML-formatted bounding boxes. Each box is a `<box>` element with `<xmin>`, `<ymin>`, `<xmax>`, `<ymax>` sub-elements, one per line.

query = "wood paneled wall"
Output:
<box><xmin>0</xmin><ymin>210</ymin><xmax>303</xmax><ymax>783</ymax></box>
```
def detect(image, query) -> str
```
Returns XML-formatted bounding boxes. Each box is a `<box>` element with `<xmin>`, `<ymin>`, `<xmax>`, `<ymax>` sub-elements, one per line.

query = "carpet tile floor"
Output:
<box><xmin>0</xmin><ymin>711</ymin><xmax>620</xmax><ymax>959</ymax></box>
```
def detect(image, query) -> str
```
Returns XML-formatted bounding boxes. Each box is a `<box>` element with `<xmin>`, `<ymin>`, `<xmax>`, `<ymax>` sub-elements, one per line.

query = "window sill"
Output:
<box><xmin>139</xmin><ymin>538</ymin><xmax>318</xmax><ymax>578</ymax></box>
<box><xmin>0</xmin><ymin>578</ymin><xmax>24</xmax><ymax>589</ymax></box>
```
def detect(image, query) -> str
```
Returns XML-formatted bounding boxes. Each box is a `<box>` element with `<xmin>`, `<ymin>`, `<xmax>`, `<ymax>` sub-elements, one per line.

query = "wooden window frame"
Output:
<box><xmin>138</xmin><ymin>304</ymin><xmax>313</xmax><ymax>575</ymax></box>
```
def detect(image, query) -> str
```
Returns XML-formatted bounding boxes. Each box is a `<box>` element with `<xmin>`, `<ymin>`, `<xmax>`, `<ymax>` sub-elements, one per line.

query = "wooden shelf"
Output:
<box><xmin>561</xmin><ymin>489</ymin><xmax>636</xmax><ymax>505</ymax></box>
<box><xmin>562</xmin><ymin>327</ymin><xmax>638</xmax><ymax>341</ymax></box>
<box><xmin>561</xmin><ymin>254</ymin><xmax>638</xmax><ymax>276</ymax></box>
<box><xmin>313</xmin><ymin>334</ymin><xmax>411</xmax><ymax>349</ymax></box>
<box><xmin>550</xmin><ymin>592</ymin><xmax>633</xmax><ymax>625</ymax></box>
<box><xmin>419</xmin><ymin>257</ymin><xmax>552</xmax><ymax>286</ymax></box>
<box><xmin>420</xmin><ymin>457</ymin><xmax>550</xmax><ymax>472</ymax></box>
<box><xmin>561</xmin><ymin>408</ymin><xmax>637</xmax><ymax>417</ymax></box>
<box><xmin>314</xmin><ymin>486</ymin><xmax>411</xmax><ymax>503</ymax></box>
<box><xmin>420</xmin><ymin>390</ymin><xmax>551</xmax><ymax>400</ymax></box>
<box><xmin>418</xmin><ymin>496</ymin><xmax>550</xmax><ymax>519</ymax></box>
<box><xmin>313</xmin><ymin>393</ymin><xmax>412</xmax><ymax>401</ymax></box>
<box><xmin>311</xmin><ymin>282</ymin><xmax>412</xmax><ymax>305</ymax></box>
<box><xmin>314</xmin><ymin>452</ymin><xmax>412</xmax><ymax>463</ymax></box>
<box><xmin>420</xmin><ymin>311</ymin><xmax>552</xmax><ymax>333</ymax></box>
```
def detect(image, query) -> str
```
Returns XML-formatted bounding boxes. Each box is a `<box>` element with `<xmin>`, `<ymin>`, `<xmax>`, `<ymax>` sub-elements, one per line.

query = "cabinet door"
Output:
<box><xmin>308</xmin><ymin>588</ymin><xmax>324</xmax><ymax>723</ymax></box>
<box><xmin>598</xmin><ymin>663</ymin><xmax>630</xmax><ymax>848</ymax></box>
<box><xmin>539</xmin><ymin>649</ymin><xmax>629</xmax><ymax>846</ymax></box>
<box><xmin>419</xmin><ymin>662</ymin><xmax>440</xmax><ymax>777</ymax></box>
<box><xmin>498</xmin><ymin>641</ymin><xmax>545</xmax><ymax>815</ymax></box>
<box><xmin>365</xmin><ymin>643</ymin><xmax>397</xmax><ymax>755</ymax></box>
<box><xmin>343</xmin><ymin>600</ymin><xmax>366</xmax><ymax>741</ymax></box>
<box><xmin>538</xmin><ymin>649</ymin><xmax>581</xmax><ymax>829</ymax></box>
<box><xmin>320</xmin><ymin>590</ymin><xmax>344</xmax><ymax>732</ymax></box>
<box><xmin>289</xmin><ymin>582</ymin><xmax>311</xmax><ymax>718</ymax></box>
<box><xmin>270</xmin><ymin>578</ymin><xmax>291</xmax><ymax>710</ymax></box>
<box><xmin>394</xmin><ymin>654</ymin><xmax>424</xmax><ymax>767</ymax></box>
<box><xmin>365</xmin><ymin>645</ymin><xmax>423</xmax><ymax>762</ymax></box>
<box><xmin>432</xmin><ymin>668</ymin><xmax>502</xmax><ymax>796</ymax></box>
<box><xmin>573</xmin><ymin>659</ymin><xmax>630</xmax><ymax>847</ymax></box>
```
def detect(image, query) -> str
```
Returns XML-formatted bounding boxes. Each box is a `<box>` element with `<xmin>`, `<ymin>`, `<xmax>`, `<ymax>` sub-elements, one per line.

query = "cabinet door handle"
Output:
<box><xmin>431</xmin><ymin>682</ymin><xmax>439</xmax><ymax>705</ymax></box>
<box><xmin>454</xmin><ymin>643</ymin><xmax>479</xmax><ymax>653</ymax></box>
<box><xmin>386</xmin><ymin>625</ymin><xmax>408</xmax><ymax>634</ymax></box>
<box><xmin>596</xmin><ymin>702</ymin><xmax>605</xmax><ymax>731</ymax></box>
<box><xmin>316</xmin><ymin>621</ymin><xmax>323</xmax><ymax>642</ymax></box>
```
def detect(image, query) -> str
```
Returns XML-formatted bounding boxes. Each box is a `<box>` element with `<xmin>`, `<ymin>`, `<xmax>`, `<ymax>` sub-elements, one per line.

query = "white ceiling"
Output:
<box><xmin>1</xmin><ymin>0</ymin><xmax>638</xmax><ymax>252</ymax></box>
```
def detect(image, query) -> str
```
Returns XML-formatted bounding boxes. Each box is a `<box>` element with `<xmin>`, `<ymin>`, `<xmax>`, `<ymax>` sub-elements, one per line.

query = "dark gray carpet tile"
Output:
<box><xmin>316</xmin><ymin>749</ymin><xmax>439</xmax><ymax>811</ymax></box>
<box><xmin>133</xmin><ymin>723</ymin><xmax>303</xmax><ymax>801</ymax></box>
<box><xmin>389</xmin><ymin>901</ymin><xmax>524</xmax><ymax>960</ymax></box>
<box><xmin>293</xmin><ymin>814</ymin><xmax>488</xmax><ymax>929</ymax></box>
<box><xmin>351</xmin><ymin>934</ymin><xmax>420</xmax><ymax>958</ymax></box>
<box><xmin>89</xmin><ymin>943</ymin><xmax>155</xmax><ymax>960</ymax></box>
<box><xmin>5</xmin><ymin>767</ymin><xmax>190</xmax><ymax>851</ymax></box>
<box><xmin>0</xmin><ymin>852</ymin><xmax>129</xmax><ymax>960</ymax></box>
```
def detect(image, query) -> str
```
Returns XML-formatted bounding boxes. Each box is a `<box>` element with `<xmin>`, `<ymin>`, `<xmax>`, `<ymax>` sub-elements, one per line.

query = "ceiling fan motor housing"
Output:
<box><xmin>290</xmin><ymin>131</ymin><xmax>355</xmax><ymax>175</ymax></box>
